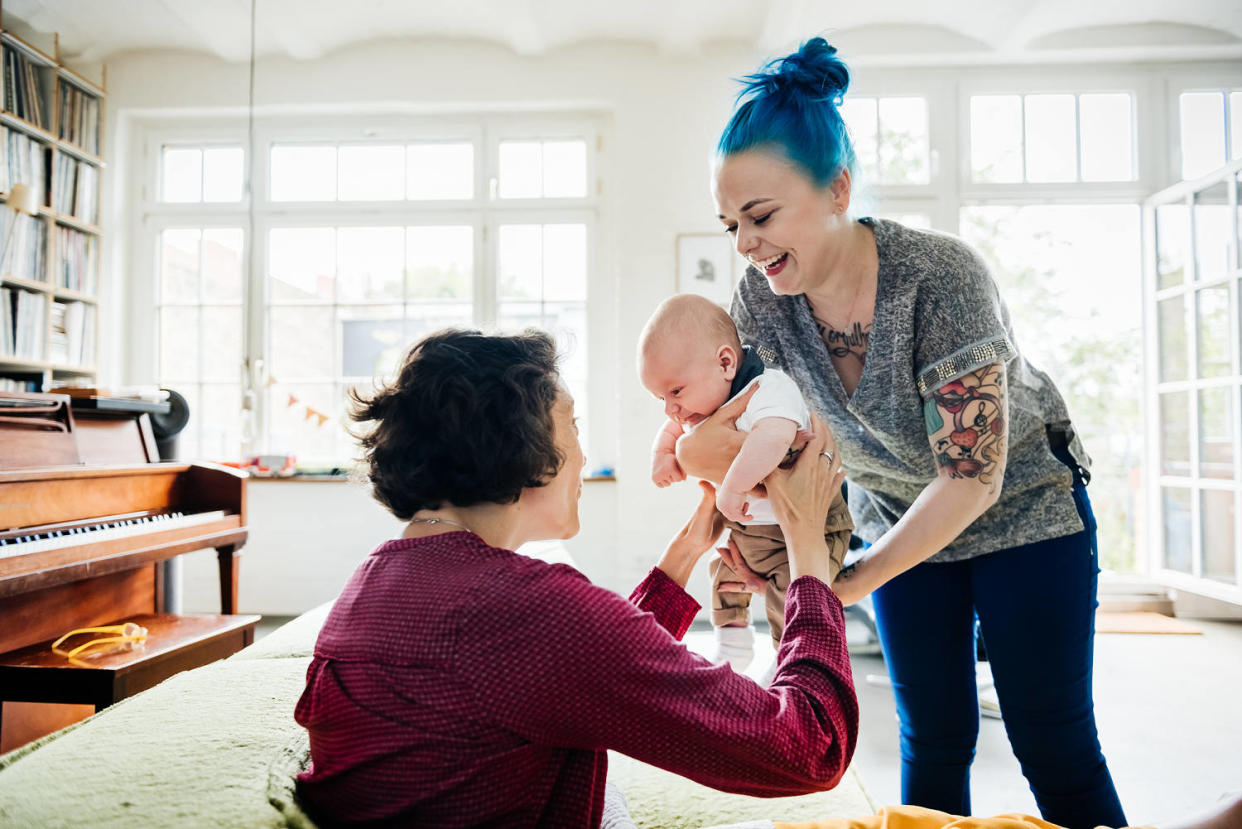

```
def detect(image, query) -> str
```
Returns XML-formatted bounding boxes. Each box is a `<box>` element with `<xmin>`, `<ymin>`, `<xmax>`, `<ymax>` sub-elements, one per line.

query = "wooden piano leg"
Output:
<box><xmin>216</xmin><ymin>545</ymin><xmax>240</xmax><ymax>614</ymax></box>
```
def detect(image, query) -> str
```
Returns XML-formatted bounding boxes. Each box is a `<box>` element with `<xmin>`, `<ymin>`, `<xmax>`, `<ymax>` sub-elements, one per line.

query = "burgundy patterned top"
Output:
<box><xmin>294</xmin><ymin>532</ymin><xmax>857</xmax><ymax>827</ymax></box>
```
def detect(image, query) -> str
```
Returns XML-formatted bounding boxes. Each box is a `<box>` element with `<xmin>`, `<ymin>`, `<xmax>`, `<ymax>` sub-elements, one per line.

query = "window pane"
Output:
<box><xmin>270</xmin><ymin>227</ymin><xmax>335</xmax><ymax>302</ymax></box>
<box><xmin>173</xmin><ymin>384</ymin><xmax>200</xmax><ymax>458</ymax></box>
<box><xmin>1162</xmin><ymin>487</ymin><xmax>1193</xmax><ymax>573</ymax></box>
<box><xmin>270</xmin><ymin>145</ymin><xmax>336</xmax><ymax>201</ymax></box>
<box><xmin>1202</xmin><ymin>489</ymin><xmax>1237</xmax><ymax>584</ymax></box>
<box><xmin>161</xmin><ymin>148</ymin><xmax>202</xmax><ymax>202</ymax></box>
<box><xmin>201</xmin><ymin>228</ymin><xmax>244</xmax><ymax>304</ymax></box>
<box><xmin>268</xmin><ymin>382</ymin><xmax>339</xmax><ymax>461</ymax></box>
<box><xmin>1198</xmin><ymin>286</ymin><xmax>1231</xmax><ymax>378</ymax></box>
<box><xmin>339</xmin><ymin>306</ymin><xmax>405</xmax><ymax>378</ymax></box>
<box><xmin>338</xmin><ymin>145</ymin><xmax>405</xmax><ymax>201</ymax></box>
<box><xmin>407</xmin><ymin>143</ymin><xmax>473</xmax><ymax>199</ymax></box>
<box><xmin>498</xmin><ymin>141</ymin><xmax>541</xmax><ymax>198</ymax></box>
<box><xmin>270</xmin><ymin>306</ymin><xmax>334</xmax><ymax>380</ymax></box>
<box><xmin>1024</xmin><ymin>94</ymin><xmax>1076</xmax><ymax>182</ymax></box>
<box><xmin>1158</xmin><ymin>295</ymin><xmax>1188</xmax><ymax>382</ymax></box>
<box><xmin>1161</xmin><ymin>392</ymin><xmax>1190</xmax><ymax>476</ymax></box>
<box><xmin>337</xmin><ymin>227</ymin><xmax>404</xmax><ymax>303</ymax></box>
<box><xmin>1180</xmin><ymin>92</ymin><xmax>1226</xmax><ymax>180</ymax></box>
<box><xmin>970</xmin><ymin>95</ymin><xmax>1022</xmax><ymax>183</ymax></box>
<box><xmin>199</xmin><ymin>383</ymin><xmax>241</xmax><ymax>461</ymax></box>
<box><xmin>877</xmin><ymin>97</ymin><xmax>929</xmax><ymax>184</ymax></box>
<box><xmin>1199</xmin><ymin>387</ymin><xmax>1233</xmax><ymax>479</ymax></box>
<box><xmin>160</xmin><ymin>228</ymin><xmax>200</xmax><ymax>304</ymax></box>
<box><xmin>202</xmin><ymin>147</ymin><xmax>244</xmax><ymax>202</ymax></box>
<box><xmin>542</xmin><ymin>140</ymin><xmax>587</xmax><ymax>197</ymax></box>
<box><xmin>405</xmin><ymin>304</ymin><xmax>473</xmax><ymax>342</ymax></box>
<box><xmin>1156</xmin><ymin>204</ymin><xmax>1191</xmax><ymax>289</ymax></box>
<box><xmin>542</xmin><ymin>224</ymin><xmax>587</xmax><ymax>301</ymax></box>
<box><xmin>1194</xmin><ymin>183</ymin><xmax>1233</xmax><ymax>282</ymax></box>
<box><xmin>1079</xmin><ymin>93</ymin><xmax>1133</xmax><ymax>182</ymax></box>
<box><xmin>840</xmin><ymin>98</ymin><xmax>878</xmax><ymax>182</ymax></box>
<box><xmin>160</xmin><ymin>307</ymin><xmax>199</xmax><ymax>380</ymax></box>
<box><xmin>201</xmin><ymin>306</ymin><xmax>242</xmax><ymax>382</ymax></box>
<box><xmin>498</xmin><ymin>224</ymin><xmax>542</xmax><ymax>300</ymax></box>
<box><xmin>406</xmin><ymin>226</ymin><xmax>472</xmax><ymax>300</ymax></box>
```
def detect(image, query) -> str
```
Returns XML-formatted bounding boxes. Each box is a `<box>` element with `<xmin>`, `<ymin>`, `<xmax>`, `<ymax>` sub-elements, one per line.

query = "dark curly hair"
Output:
<box><xmin>350</xmin><ymin>328</ymin><xmax>565</xmax><ymax>520</ymax></box>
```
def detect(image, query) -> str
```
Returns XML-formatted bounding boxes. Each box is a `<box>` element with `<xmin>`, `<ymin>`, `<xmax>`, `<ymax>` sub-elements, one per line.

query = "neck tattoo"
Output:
<box><xmin>409</xmin><ymin>516</ymin><xmax>476</xmax><ymax>536</ymax></box>
<box><xmin>814</xmin><ymin>318</ymin><xmax>871</xmax><ymax>362</ymax></box>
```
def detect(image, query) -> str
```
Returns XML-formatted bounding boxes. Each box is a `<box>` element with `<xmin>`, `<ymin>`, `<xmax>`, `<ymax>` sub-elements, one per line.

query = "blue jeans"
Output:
<box><xmin>870</xmin><ymin>477</ymin><xmax>1127</xmax><ymax>829</ymax></box>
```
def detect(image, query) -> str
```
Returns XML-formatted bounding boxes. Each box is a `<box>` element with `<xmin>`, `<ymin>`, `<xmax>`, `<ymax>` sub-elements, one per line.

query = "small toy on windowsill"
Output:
<box><xmin>241</xmin><ymin>453</ymin><xmax>297</xmax><ymax>477</ymax></box>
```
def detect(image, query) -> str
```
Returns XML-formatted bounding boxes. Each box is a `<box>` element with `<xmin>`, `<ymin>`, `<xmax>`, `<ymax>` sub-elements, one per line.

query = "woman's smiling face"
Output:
<box><xmin>713</xmin><ymin>148</ymin><xmax>849</xmax><ymax>297</ymax></box>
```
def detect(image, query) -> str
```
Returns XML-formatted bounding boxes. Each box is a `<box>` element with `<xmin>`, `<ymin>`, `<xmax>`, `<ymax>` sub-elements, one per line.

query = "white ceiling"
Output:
<box><xmin>4</xmin><ymin>0</ymin><xmax>1242</xmax><ymax>66</ymax></box>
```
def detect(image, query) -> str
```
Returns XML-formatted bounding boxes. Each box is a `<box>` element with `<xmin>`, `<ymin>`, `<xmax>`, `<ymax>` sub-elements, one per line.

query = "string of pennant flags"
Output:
<box><xmin>266</xmin><ymin>376</ymin><xmax>331</xmax><ymax>428</ymax></box>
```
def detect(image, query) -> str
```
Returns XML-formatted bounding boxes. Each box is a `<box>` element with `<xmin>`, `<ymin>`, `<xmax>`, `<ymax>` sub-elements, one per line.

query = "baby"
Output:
<box><xmin>638</xmin><ymin>294</ymin><xmax>853</xmax><ymax>671</ymax></box>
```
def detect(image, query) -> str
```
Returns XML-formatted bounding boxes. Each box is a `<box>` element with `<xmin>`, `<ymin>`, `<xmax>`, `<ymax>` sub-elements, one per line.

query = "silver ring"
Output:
<box><xmin>821</xmin><ymin>450</ymin><xmax>834</xmax><ymax>464</ymax></box>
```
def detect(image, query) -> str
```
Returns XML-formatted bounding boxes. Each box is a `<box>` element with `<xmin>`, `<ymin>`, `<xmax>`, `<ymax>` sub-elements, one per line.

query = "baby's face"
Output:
<box><xmin>639</xmin><ymin>342</ymin><xmax>735</xmax><ymax>427</ymax></box>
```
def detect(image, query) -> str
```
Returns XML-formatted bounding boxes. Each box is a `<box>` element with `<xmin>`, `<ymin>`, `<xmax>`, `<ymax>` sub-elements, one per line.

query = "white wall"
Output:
<box><xmin>102</xmin><ymin>38</ymin><xmax>759</xmax><ymax>612</ymax></box>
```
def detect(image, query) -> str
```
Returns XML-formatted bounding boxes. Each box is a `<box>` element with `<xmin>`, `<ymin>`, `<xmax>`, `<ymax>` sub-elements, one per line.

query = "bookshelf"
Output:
<box><xmin>0</xmin><ymin>20</ymin><xmax>103</xmax><ymax>393</ymax></box>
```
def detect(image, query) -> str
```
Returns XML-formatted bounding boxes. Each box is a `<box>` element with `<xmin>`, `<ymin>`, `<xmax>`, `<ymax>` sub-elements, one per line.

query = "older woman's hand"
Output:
<box><xmin>674</xmin><ymin>384</ymin><xmax>757</xmax><ymax>487</ymax></box>
<box><xmin>764</xmin><ymin>413</ymin><xmax>846</xmax><ymax>585</ymax></box>
<box><xmin>656</xmin><ymin>481</ymin><xmax>728</xmax><ymax>588</ymax></box>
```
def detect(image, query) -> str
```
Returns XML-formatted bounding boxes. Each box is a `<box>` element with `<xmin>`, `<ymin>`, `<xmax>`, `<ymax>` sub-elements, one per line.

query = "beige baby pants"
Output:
<box><xmin>710</xmin><ymin>489</ymin><xmax>853</xmax><ymax>649</ymax></box>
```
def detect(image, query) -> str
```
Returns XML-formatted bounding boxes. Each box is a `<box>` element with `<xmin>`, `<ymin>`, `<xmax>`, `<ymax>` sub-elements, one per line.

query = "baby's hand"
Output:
<box><xmin>652</xmin><ymin>453</ymin><xmax>686</xmax><ymax>488</ymax></box>
<box><xmin>716</xmin><ymin>489</ymin><xmax>753</xmax><ymax>523</ymax></box>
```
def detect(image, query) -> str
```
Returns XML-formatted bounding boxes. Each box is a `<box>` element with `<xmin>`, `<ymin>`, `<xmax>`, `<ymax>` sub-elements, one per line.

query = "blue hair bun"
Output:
<box><xmin>742</xmin><ymin>37</ymin><xmax>850</xmax><ymax>107</ymax></box>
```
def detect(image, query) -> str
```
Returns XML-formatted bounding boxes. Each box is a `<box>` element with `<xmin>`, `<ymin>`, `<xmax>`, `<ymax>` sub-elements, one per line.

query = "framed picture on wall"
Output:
<box><xmin>676</xmin><ymin>233</ymin><xmax>735</xmax><ymax>306</ymax></box>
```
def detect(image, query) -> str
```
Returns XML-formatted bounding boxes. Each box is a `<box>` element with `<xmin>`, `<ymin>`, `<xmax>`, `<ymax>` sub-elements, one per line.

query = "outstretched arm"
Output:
<box><xmin>832</xmin><ymin>361</ymin><xmax>1008</xmax><ymax>604</ymax></box>
<box><xmin>717</xmin><ymin>416</ymin><xmax>799</xmax><ymax>522</ymax></box>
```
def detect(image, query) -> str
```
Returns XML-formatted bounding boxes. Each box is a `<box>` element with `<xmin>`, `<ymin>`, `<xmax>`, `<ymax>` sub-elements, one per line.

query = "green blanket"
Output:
<box><xmin>0</xmin><ymin>609</ymin><xmax>874</xmax><ymax>828</ymax></box>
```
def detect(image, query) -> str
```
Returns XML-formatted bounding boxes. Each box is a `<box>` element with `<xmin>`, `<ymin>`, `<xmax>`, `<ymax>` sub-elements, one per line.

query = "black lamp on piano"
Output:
<box><xmin>0</xmin><ymin>388</ymin><xmax>253</xmax><ymax>753</ymax></box>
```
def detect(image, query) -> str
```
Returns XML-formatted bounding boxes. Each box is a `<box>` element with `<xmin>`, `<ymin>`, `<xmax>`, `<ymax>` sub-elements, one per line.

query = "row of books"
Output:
<box><xmin>0</xmin><ymin>125</ymin><xmax>47</xmax><ymax>202</ymax></box>
<box><xmin>0</xmin><ymin>376</ymin><xmax>40</xmax><ymax>392</ymax></box>
<box><xmin>0</xmin><ymin>286</ymin><xmax>45</xmax><ymax>359</ymax></box>
<box><xmin>58</xmin><ymin>83</ymin><xmax>100</xmax><ymax>155</ymax></box>
<box><xmin>52</xmin><ymin>154</ymin><xmax>97</xmax><ymax>225</ymax></box>
<box><xmin>0</xmin><ymin>211</ymin><xmax>46</xmax><ymax>280</ymax></box>
<box><xmin>56</xmin><ymin>226</ymin><xmax>98</xmax><ymax>295</ymax></box>
<box><xmin>47</xmin><ymin>298</ymin><xmax>94</xmax><ymax>366</ymax></box>
<box><xmin>2</xmin><ymin>45</ymin><xmax>48</xmax><ymax>130</ymax></box>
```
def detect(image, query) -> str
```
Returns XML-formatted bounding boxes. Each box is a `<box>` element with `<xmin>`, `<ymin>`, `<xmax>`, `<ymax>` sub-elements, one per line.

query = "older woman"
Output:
<box><xmin>293</xmin><ymin>328</ymin><xmax>856</xmax><ymax>827</ymax></box>
<box><xmin>679</xmin><ymin>38</ymin><xmax>1127</xmax><ymax>828</ymax></box>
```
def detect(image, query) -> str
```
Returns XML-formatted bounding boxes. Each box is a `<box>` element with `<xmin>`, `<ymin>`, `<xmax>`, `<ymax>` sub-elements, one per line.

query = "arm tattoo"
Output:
<box><xmin>815</xmin><ymin>318</ymin><xmax>871</xmax><ymax>362</ymax></box>
<box><xmin>925</xmin><ymin>362</ymin><xmax>1007</xmax><ymax>488</ymax></box>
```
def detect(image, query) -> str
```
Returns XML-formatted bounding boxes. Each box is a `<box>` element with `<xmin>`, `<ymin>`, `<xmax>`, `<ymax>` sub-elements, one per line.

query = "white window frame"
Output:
<box><xmin>132</xmin><ymin>111</ymin><xmax>609</xmax><ymax>465</ymax></box>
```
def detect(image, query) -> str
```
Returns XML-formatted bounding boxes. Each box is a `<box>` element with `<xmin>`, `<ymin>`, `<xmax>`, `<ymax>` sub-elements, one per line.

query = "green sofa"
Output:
<box><xmin>0</xmin><ymin>605</ymin><xmax>875</xmax><ymax>828</ymax></box>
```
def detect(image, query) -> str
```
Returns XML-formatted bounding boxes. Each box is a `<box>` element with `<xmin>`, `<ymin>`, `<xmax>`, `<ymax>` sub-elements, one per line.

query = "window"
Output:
<box><xmin>160</xmin><ymin>145</ymin><xmax>244</xmax><ymax>202</ymax></box>
<box><xmin>155</xmin><ymin>227</ymin><xmax>245</xmax><ymax>459</ymax></box>
<box><xmin>839</xmin><ymin>96</ymin><xmax>930</xmax><ymax>185</ymax></box>
<box><xmin>1178</xmin><ymin>90</ymin><xmax>1242</xmax><ymax>180</ymax></box>
<box><xmin>269</xmin><ymin>141</ymin><xmax>476</xmax><ymax>201</ymax></box>
<box><xmin>1148</xmin><ymin>169</ymin><xmax>1241</xmax><ymax>591</ymax></box>
<box><xmin>145</xmin><ymin>119</ymin><xmax>598</xmax><ymax>465</ymax></box>
<box><xmin>969</xmin><ymin>92</ymin><xmax>1135</xmax><ymax>183</ymax></box>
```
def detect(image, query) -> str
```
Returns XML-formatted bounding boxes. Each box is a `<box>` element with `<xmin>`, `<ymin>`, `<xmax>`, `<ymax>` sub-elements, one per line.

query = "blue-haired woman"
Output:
<box><xmin>677</xmin><ymin>37</ymin><xmax>1128</xmax><ymax>828</ymax></box>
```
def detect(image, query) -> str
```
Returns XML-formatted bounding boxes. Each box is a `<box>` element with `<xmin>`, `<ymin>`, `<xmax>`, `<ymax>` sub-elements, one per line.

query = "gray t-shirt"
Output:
<box><xmin>731</xmin><ymin>217</ymin><xmax>1090</xmax><ymax>561</ymax></box>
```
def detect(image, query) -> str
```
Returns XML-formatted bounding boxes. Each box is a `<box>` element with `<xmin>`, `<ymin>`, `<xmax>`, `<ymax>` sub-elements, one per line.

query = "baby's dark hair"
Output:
<box><xmin>717</xmin><ymin>37</ymin><xmax>856</xmax><ymax>187</ymax></box>
<box><xmin>350</xmin><ymin>328</ymin><xmax>564</xmax><ymax>520</ymax></box>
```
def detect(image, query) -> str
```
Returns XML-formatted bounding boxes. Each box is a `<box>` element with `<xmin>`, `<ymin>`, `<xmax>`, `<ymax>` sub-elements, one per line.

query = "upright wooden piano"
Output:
<box><xmin>0</xmin><ymin>391</ymin><xmax>254</xmax><ymax>751</ymax></box>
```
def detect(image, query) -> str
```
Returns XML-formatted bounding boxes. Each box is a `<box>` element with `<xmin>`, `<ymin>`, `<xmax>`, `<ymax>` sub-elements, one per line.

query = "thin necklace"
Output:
<box><xmin>409</xmin><ymin>516</ymin><xmax>476</xmax><ymax>536</ymax></box>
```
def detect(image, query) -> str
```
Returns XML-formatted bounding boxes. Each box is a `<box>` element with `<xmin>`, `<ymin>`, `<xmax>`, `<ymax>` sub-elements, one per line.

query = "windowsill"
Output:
<box><xmin>247</xmin><ymin>472</ymin><xmax>618</xmax><ymax>483</ymax></box>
